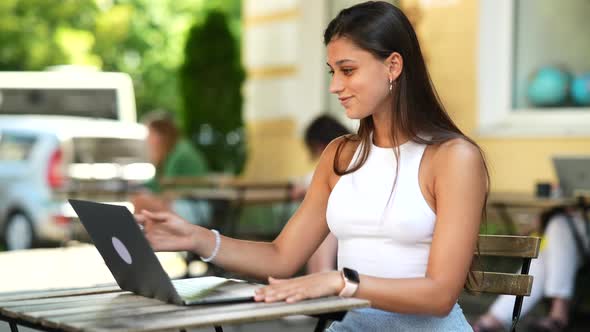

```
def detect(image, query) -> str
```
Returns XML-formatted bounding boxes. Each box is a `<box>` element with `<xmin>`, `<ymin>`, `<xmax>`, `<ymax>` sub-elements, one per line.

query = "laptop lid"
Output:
<box><xmin>552</xmin><ymin>156</ymin><xmax>590</xmax><ymax>198</ymax></box>
<box><xmin>68</xmin><ymin>199</ymin><xmax>183</xmax><ymax>305</ymax></box>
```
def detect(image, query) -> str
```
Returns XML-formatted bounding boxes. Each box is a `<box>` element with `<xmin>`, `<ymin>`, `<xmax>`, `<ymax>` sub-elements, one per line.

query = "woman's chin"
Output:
<box><xmin>344</xmin><ymin>108</ymin><xmax>363</xmax><ymax>120</ymax></box>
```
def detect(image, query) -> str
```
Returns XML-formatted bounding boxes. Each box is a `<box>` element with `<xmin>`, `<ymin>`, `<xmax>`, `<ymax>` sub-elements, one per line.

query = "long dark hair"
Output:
<box><xmin>325</xmin><ymin>1</ymin><xmax>489</xmax><ymax>283</ymax></box>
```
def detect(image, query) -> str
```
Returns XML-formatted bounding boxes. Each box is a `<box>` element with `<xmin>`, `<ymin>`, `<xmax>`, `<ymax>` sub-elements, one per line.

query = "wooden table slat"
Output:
<box><xmin>46</xmin><ymin>304</ymin><xmax>185</xmax><ymax>327</ymax></box>
<box><xmin>0</xmin><ymin>291</ymin><xmax>129</xmax><ymax>308</ymax></box>
<box><xmin>74</xmin><ymin>297</ymin><xmax>369</xmax><ymax>332</ymax></box>
<box><xmin>0</xmin><ymin>284</ymin><xmax>121</xmax><ymax>302</ymax></box>
<box><xmin>20</xmin><ymin>295</ymin><xmax>159</xmax><ymax>320</ymax></box>
<box><xmin>37</xmin><ymin>303</ymin><xmax>181</xmax><ymax>330</ymax></box>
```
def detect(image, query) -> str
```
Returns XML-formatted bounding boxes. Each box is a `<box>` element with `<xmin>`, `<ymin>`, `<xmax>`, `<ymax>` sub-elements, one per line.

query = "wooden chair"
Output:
<box><xmin>465</xmin><ymin>234</ymin><xmax>541</xmax><ymax>332</ymax></box>
<box><xmin>314</xmin><ymin>235</ymin><xmax>541</xmax><ymax>332</ymax></box>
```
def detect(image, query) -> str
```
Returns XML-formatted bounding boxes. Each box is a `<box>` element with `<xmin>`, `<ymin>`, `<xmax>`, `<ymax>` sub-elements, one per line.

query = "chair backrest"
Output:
<box><xmin>465</xmin><ymin>234</ymin><xmax>541</xmax><ymax>332</ymax></box>
<box><xmin>465</xmin><ymin>235</ymin><xmax>541</xmax><ymax>296</ymax></box>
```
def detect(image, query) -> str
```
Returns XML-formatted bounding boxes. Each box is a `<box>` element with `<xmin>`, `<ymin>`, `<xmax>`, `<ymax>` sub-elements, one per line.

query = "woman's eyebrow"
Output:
<box><xmin>335</xmin><ymin>59</ymin><xmax>356</xmax><ymax>65</ymax></box>
<box><xmin>326</xmin><ymin>59</ymin><xmax>356</xmax><ymax>68</ymax></box>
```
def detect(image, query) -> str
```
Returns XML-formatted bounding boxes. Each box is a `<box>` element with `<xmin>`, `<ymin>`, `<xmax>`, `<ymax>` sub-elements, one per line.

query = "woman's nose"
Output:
<box><xmin>329</xmin><ymin>75</ymin><xmax>344</xmax><ymax>94</ymax></box>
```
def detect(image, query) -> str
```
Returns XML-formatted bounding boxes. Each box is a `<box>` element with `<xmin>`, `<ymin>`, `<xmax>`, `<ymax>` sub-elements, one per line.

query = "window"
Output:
<box><xmin>478</xmin><ymin>0</ymin><xmax>590</xmax><ymax>137</ymax></box>
<box><xmin>0</xmin><ymin>88</ymin><xmax>118</xmax><ymax>119</ymax></box>
<box><xmin>0</xmin><ymin>133</ymin><xmax>37</xmax><ymax>161</ymax></box>
<box><xmin>72</xmin><ymin>137</ymin><xmax>147</xmax><ymax>163</ymax></box>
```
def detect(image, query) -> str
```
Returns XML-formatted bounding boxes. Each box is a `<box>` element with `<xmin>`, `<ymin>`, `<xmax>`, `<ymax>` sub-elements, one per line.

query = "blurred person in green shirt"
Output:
<box><xmin>132</xmin><ymin>111</ymin><xmax>210</xmax><ymax>225</ymax></box>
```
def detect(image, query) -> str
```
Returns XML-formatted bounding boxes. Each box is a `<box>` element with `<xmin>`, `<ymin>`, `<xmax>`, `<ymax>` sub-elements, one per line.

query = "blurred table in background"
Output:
<box><xmin>487</xmin><ymin>192</ymin><xmax>577</xmax><ymax>235</ymax></box>
<box><xmin>162</xmin><ymin>176</ymin><xmax>297</xmax><ymax>238</ymax></box>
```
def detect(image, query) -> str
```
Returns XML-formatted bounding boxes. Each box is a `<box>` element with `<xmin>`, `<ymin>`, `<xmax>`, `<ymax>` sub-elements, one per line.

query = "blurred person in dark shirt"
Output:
<box><xmin>291</xmin><ymin>114</ymin><xmax>351</xmax><ymax>273</ymax></box>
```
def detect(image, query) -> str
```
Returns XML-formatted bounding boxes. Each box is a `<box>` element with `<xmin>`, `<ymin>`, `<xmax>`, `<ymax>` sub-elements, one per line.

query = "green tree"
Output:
<box><xmin>180</xmin><ymin>10</ymin><xmax>245</xmax><ymax>173</ymax></box>
<box><xmin>0</xmin><ymin>0</ymin><xmax>242</xmax><ymax>125</ymax></box>
<box><xmin>93</xmin><ymin>0</ymin><xmax>206</xmax><ymax>118</ymax></box>
<box><xmin>0</xmin><ymin>0</ymin><xmax>99</xmax><ymax>70</ymax></box>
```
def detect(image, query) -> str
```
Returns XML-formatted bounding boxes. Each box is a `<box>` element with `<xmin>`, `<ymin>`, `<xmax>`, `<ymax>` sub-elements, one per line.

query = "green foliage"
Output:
<box><xmin>0</xmin><ymin>0</ymin><xmax>241</xmax><ymax>121</ymax></box>
<box><xmin>93</xmin><ymin>0</ymin><xmax>210</xmax><ymax>118</ymax></box>
<box><xmin>180</xmin><ymin>10</ymin><xmax>246</xmax><ymax>174</ymax></box>
<box><xmin>0</xmin><ymin>0</ymin><xmax>99</xmax><ymax>70</ymax></box>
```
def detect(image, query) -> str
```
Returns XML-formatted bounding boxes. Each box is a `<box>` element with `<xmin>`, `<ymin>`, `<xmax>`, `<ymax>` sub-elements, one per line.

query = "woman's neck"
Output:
<box><xmin>371</xmin><ymin>109</ymin><xmax>408</xmax><ymax>148</ymax></box>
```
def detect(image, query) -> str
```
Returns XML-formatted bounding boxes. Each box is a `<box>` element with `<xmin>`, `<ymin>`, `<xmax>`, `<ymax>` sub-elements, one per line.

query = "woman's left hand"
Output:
<box><xmin>254</xmin><ymin>271</ymin><xmax>344</xmax><ymax>303</ymax></box>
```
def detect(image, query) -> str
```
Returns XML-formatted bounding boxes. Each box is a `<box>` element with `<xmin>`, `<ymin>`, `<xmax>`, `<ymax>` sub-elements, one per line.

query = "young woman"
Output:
<box><xmin>136</xmin><ymin>2</ymin><xmax>488</xmax><ymax>330</ymax></box>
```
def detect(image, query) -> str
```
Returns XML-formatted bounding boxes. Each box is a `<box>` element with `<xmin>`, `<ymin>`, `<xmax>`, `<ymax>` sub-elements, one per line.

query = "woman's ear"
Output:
<box><xmin>385</xmin><ymin>52</ymin><xmax>403</xmax><ymax>82</ymax></box>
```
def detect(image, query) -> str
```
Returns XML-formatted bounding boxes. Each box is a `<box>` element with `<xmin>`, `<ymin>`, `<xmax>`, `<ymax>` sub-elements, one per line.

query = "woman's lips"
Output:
<box><xmin>339</xmin><ymin>96</ymin><xmax>352</xmax><ymax>107</ymax></box>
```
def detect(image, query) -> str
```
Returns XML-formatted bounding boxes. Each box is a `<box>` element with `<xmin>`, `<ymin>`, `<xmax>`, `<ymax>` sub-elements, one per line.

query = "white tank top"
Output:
<box><xmin>326</xmin><ymin>137</ymin><xmax>436</xmax><ymax>279</ymax></box>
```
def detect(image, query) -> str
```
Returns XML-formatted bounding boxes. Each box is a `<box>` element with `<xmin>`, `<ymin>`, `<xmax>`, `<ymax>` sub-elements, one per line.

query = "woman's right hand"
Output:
<box><xmin>135</xmin><ymin>210</ymin><xmax>196</xmax><ymax>252</ymax></box>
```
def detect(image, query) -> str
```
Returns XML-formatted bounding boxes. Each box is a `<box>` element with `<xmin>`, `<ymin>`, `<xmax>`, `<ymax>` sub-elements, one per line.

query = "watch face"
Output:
<box><xmin>343</xmin><ymin>267</ymin><xmax>360</xmax><ymax>283</ymax></box>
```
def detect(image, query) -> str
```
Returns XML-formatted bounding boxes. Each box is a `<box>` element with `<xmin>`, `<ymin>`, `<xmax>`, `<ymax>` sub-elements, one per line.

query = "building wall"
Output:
<box><xmin>241</xmin><ymin>0</ymin><xmax>371</xmax><ymax>180</ymax></box>
<box><xmin>402</xmin><ymin>0</ymin><xmax>590</xmax><ymax>193</ymax></box>
<box><xmin>241</xmin><ymin>0</ymin><xmax>319</xmax><ymax>180</ymax></box>
<box><xmin>242</xmin><ymin>0</ymin><xmax>589</xmax><ymax>192</ymax></box>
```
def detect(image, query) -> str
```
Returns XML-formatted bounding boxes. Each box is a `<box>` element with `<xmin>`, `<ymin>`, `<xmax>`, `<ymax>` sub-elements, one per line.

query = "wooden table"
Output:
<box><xmin>488</xmin><ymin>192</ymin><xmax>575</xmax><ymax>209</ymax></box>
<box><xmin>0</xmin><ymin>286</ymin><xmax>369</xmax><ymax>332</ymax></box>
<box><xmin>487</xmin><ymin>192</ymin><xmax>576</xmax><ymax>234</ymax></box>
<box><xmin>161</xmin><ymin>177</ymin><xmax>297</xmax><ymax>238</ymax></box>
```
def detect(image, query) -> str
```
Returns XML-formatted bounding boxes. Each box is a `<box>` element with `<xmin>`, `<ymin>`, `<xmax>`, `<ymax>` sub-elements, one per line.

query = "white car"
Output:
<box><xmin>0</xmin><ymin>71</ymin><xmax>154</xmax><ymax>250</ymax></box>
<box><xmin>0</xmin><ymin>116</ymin><xmax>154</xmax><ymax>250</ymax></box>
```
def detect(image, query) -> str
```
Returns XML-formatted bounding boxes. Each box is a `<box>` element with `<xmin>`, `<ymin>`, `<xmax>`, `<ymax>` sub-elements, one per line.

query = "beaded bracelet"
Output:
<box><xmin>200</xmin><ymin>229</ymin><xmax>220</xmax><ymax>262</ymax></box>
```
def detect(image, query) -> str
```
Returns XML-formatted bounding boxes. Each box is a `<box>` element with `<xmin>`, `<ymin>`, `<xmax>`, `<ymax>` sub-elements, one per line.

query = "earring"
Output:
<box><xmin>389</xmin><ymin>78</ymin><xmax>393</xmax><ymax>92</ymax></box>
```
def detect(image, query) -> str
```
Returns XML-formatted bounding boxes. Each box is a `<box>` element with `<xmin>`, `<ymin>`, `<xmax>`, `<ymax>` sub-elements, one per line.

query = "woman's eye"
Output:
<box><xmin>342</xmin><ymin>68</ymin><xmax>354</xmax><ymax>75</ymax></box>
<box><xmin>328</xmin><ymin>69</ymin><xmax>335</xmax><ymax>76</ymax></box>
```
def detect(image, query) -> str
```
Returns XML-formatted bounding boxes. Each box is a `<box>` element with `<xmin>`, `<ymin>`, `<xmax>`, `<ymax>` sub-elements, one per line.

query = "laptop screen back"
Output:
<box><xmin>552</xmin><ymin>156</ymin><xmax>590</xmax><ymax>198</ymax></box>
<box><xmin>68</xmin><ymin>199</ymin><xmax>182</xmax><ymax>304</ymax></box>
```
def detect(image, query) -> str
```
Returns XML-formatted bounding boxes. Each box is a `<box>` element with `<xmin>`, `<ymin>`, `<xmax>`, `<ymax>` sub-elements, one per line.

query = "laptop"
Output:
<box><xmin>68</xmin><ymin>199</ymin><xmax>258</xmax><ymax>306</ymax></box>
<box><xmin>552</xmin><ymin>156</ymin><xmax>590</xmax><ymax>198</ymax></box>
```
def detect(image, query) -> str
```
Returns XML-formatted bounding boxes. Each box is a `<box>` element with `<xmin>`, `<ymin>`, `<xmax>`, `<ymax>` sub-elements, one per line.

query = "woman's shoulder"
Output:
<box><xmin>429</xmin><ymin>136</ymin><xmax>480</xmax><ymax>156</ymax></box>
<box><xmin>429</xmin><ymin>137</ymin><xmax>486</xmax><ymax>173</ymax></box>
<box><xmin>323</xmin><ymin>134</ymin><xmax>361</xmax><ymax>169</ymax></box>
<box><xmin>310</xmin><ymin>134</ymin><xmax>360</xmax><ymax>183</ymax></box>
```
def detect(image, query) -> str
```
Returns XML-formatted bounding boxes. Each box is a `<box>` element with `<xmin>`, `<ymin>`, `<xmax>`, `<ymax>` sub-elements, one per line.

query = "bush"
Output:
<box><xmin>179</xmin><ymin>10</ymin><xmax>246</xmax><ymax>174</ymax></box>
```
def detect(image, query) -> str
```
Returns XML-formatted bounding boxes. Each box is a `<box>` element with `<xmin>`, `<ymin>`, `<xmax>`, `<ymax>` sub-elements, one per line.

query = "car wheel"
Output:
<box><xmin>4</xmin><ymin>213</ymin><xmax>35</xmax><ymax>251</ymax></box>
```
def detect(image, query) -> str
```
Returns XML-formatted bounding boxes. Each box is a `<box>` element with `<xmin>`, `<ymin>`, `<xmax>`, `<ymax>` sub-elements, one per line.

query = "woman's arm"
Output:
<box><xmin>138</xmin><ymin>138</ymin><xmax>346</xmax><ymax>280</ymax></box>
<box><xmin>256</xmin><ymin>138</ymin><xmax>487</xmax><ymax>315</ymax></box>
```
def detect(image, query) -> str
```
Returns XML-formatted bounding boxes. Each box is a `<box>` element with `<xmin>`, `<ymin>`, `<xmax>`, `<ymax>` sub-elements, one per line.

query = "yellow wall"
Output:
<box><xmin>242</xmin><ymin>0</ymin><xmax>590</xmax><ymax>190</ymax></box>
<box><xmin>241</xmin><ymin>118</ymin><xmax>314</xmax><ymax>181</ymax></box>
<box><xmin>241</xmin><ymin>0</ymin><xmax>326</xmax><ymax>181</ymax></box>
<box><xmin>403</xmin><ymin>0</ymin><xmax>590</xmax><ymax>193</ymax></box>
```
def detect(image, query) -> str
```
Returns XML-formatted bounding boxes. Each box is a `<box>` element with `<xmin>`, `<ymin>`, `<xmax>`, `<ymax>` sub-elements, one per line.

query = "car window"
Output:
<box><xmin>0</xmin><ymin>88</ymin><xmax>117</xmax><ymax>119</ymax></box>
<box><xmin>72</xmin><ymin>137</ymin><xmax>147</xmax><ymax>163</ymax></box>
<box><xmin>0</xmin><ymin>132</ymin><xmax>37</xmax><ymax>161</ymax></box>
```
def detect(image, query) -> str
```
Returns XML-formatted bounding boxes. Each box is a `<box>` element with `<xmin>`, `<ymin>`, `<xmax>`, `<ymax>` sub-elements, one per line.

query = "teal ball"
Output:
<box><xmin>571</xmin><ymin>73</ymin><xmax>590</xmax><ymax>106</ymax></box>
<box><xmin>527</xmin><ymin>67</ymin><xmax>570</xmax><ymax>107</ymax></box>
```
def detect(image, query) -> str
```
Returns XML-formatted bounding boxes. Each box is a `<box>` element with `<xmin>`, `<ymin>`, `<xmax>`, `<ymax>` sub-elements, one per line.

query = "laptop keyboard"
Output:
<box><xmin>171</xmin><ymin>277</ymin><xmax>229</xmax><ymax>298</ymax></box>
